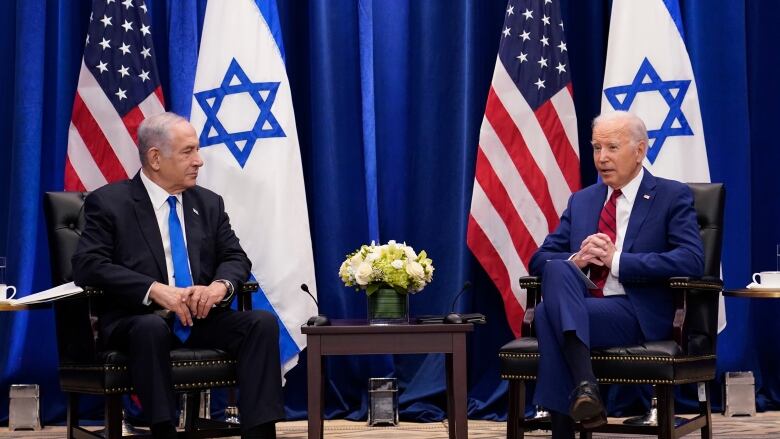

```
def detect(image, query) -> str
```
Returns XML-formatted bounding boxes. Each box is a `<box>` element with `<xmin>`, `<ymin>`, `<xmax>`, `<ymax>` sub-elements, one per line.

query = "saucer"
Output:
<box><xmin>746</xmin><ymin>283</ymin><xmax>780</xmax><ymax>291</ymax></box>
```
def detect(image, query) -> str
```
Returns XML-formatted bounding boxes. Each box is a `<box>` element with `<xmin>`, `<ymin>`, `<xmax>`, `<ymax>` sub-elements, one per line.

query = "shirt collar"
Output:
<box><xmin>607</xmin><ymin>167</ymin><xmax>644</xmax><ymax>205</ymax></box>
<box><xmin>140</xmin><ymin>170</ymin><xmax>181</xmax><ymax>211</ymax></box>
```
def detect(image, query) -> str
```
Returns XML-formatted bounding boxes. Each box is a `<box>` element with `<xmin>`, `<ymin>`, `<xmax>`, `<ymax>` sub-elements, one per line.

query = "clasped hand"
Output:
<box><xmin>572</xmin><ymin>233</ymin><xmax>616</xmax><ymax>269</ymax></box>
<box><xmin>149</xmin><ymin>281</ymin><xmax>228</xmax><ymax>327</ymax></box>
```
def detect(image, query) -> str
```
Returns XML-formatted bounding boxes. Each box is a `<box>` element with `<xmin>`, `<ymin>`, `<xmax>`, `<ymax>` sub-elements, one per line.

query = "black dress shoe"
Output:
<box><xmin>569</xmin><ymin>381</ymin><xmax>607</xmax><ymax>429</ymax></box>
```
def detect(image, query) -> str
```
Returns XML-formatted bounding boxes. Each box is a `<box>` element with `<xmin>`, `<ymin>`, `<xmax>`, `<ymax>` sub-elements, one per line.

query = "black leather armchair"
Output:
<box><xmin>499</xmin><ymin>183</ymin><xmax>725</xmax><ymax>439</ymax></box>
<box><xmin>44</xmin><ymin>191</ymin><xmax>257</xmax><ymax>438</ymax></box>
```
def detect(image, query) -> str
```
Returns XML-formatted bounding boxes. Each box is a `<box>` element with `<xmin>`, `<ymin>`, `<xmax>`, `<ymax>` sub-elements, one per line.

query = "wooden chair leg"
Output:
<box><xmin>507</xmin><ymin>379</ymin><xmax>526</xmax><ymax>439</ymax></box>
<box><xmin>579</xmin><ymin>431</ymin><xmax>593</xmax><ymax>439</ymax></box>
<box><xmin>656</xmin><ymin>384</ymin><xmax>675</xmax><ymax>439</ymax></box>
<box><xmin>104</xmin><ymin>394</ymin><xmax>123</xmax><ymax>439</ymax></box>
<box><xmin>184</xmin><ymin>391</ymin><xmax>201</xmax><ymax>432</ymax></box>
<box><xmin>699</xmin><ymin>382</ymin><xmax>713</xmax><ymax>439</ymax></box>
<box><xmin>67</xmin><ymin>393</ymin><xmax>79</xmax><ymax>439</ymax></box>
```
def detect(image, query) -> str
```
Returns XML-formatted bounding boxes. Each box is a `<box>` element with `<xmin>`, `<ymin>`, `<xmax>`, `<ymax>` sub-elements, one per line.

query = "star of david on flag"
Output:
<box><xmin>194</xmin><ymin>58</ymin><xmax>285</xmax><ymax>168</ymax></box>
<box><xmin>604</xmin><ymin>58</ymin><xmax>692</xmax><ymax>163</ymax></box>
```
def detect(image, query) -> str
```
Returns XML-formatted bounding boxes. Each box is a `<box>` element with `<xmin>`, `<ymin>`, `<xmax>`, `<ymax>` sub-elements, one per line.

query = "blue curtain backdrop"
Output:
<box><xmin>1</xmin><ymin>0</ymin><xmax>778</xmax><ymax>424</ymax></box>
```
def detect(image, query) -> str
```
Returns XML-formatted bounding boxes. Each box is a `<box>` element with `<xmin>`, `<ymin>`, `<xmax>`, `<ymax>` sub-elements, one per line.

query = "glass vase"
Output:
<box><xmin>367</xmin><ymin>287</ymin><xmax>409</xmax><ymax>325</ymax></box>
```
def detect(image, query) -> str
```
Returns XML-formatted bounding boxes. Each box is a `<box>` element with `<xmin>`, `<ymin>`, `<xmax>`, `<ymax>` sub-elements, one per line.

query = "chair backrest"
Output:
<box><xmin>43</xmin><ymin>192</ymin><xmax>98</xmax><ymax>363</ymax></box>
<box><xmin>685</xmin><ymin>183</ymin><xmax>725</xmax><ymax>356</ymax></box>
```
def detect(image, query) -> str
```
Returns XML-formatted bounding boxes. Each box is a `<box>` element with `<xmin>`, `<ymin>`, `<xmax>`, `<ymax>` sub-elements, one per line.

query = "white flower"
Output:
<box><xmin>339</xmin><ymin>240</ymin><xmax>434</xmax><ymax>293</ymax></box>
<box><xmin>405</xmin><ymin>261</ymin><xmax>425</xmax><ymax>280</ymax></box>
<box><xmin>354</xmin><ymin>262</ymin><xmax>374</xmax><ymax>285</ymax></box>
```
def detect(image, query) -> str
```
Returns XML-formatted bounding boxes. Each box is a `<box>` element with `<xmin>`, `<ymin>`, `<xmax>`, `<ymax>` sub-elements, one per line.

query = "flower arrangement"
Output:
<box><xmin>339</xmin><ymin>240</ymin><xmax>434</xmax><ymax>295</ymax></box>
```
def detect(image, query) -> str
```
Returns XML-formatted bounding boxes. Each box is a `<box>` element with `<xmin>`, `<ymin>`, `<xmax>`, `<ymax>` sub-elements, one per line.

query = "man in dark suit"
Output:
<box><xmin>72</xmin><ymin>112</ymin><xmax>283</xmax><ymax>439</ymax></box>
<box><xmin>529</xmin><ymin>111</ymin><xmax>704</xmax><ymax>438</ymax></box>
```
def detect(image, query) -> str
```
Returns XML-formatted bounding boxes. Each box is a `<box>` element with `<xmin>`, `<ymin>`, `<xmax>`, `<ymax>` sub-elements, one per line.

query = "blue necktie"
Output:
<box><xmin>167</xmin><ymin>196</ymin><xmax>192</xmax><ymax>342</ymax></box>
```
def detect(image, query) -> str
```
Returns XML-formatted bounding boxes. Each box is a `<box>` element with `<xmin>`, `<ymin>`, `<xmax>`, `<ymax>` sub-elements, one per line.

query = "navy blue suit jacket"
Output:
<box><xmin>72</xmin><ymin>173</ymin><xmax>251</xmax><ymax>340</ymax></box>
<box><xmin>529</xmin><ymin>170</ymin><xmax>704</xmax><ymax>341</ymax></box>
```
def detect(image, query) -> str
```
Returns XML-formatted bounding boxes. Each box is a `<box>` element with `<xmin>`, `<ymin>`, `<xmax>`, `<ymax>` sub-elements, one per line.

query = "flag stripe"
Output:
<box><xmin>535</xmin><ymin>99</ymin><xmax>580</xmax><ymax>192</ymax></box>
<box><xmin>71</xmin><ymin>95</ymin><xmax>129</xmax><ymax>183</ymax></box>
<box><xmin>475</xmin><ymin>148</ymin><xmax>538</xmax><ymax>265</ymax></box>
<box><xmin>484</xmin><ymin>88</ymin><xmax>560</xmax><ymax>231</ymax></box>
<box><xmin>470</xmin><ymin>182</ymin><xmax>528</xmax><ymax>302</ymax></box>
<box><xmin>67</xmin><ymin>123</ymin><xmax>110</xmax><ymax>190</ymax></box>
<box><xmin>467</xmin><ymin>214</ymin><xmax>525</xmax><ymax>337</ymax></box>
<box><xmin>550</xmin><ymin>86</ymin><xmax>580</xmax><ymax>158</ymax></box>
<box><xmin>64</xmin><ymin>157</ymin><xmax>87</xmax><ymax>192</ymax></box>
<box><xmin>479</xmin><ymin>118</ymin><xmax>549</xmax><ymax>245</ymax></box>
<box><xmin>122</xmin><ymin>106</ymin><xmax>146</xmax><ymax>146</ymax></box>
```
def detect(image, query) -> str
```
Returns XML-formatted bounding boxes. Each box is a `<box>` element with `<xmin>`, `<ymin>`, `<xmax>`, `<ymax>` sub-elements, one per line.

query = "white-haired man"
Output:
<box><xmin>529</xmin><ymin>111</ymin><xmax>704</xmax><ymax>438</ymax></box>
<box><xmin>73</xmin><ymin>112</ymin><xmax>283</xmax><ymax>439</ymax></box>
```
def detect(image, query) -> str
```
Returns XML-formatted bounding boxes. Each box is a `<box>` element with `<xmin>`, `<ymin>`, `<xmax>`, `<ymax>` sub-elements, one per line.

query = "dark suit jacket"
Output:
<box><xmin>529</xmin><ymin>170</ymin><xmax>704</xmax><ymax>341</ymax></box>
<box><xmin>72</xmin><ymin>172</ymin><xmax>251</xmax><ymax>340</ymax></box>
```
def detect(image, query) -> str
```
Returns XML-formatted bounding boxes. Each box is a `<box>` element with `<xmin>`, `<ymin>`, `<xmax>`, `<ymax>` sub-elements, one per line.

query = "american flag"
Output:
<box><xmin>65</xmin><ymin>0</ymin><xmax>164</xmax><ymax>191</ymax></box>
<box><xmin>467</xmin><ymin>0</ymin><xmax>580</xmax><ymax>337</ymax></box>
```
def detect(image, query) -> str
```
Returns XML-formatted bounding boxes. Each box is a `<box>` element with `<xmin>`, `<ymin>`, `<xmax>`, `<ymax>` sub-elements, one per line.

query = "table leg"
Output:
<box><xmin>445</xmin><ymin>333</ymin><xmax>468</xmax><ymax>439</ymax></box>
<box><xmin>307</xmin><ymin>335</ymin><xmax>324</xmax><ymax>439</ymax></box>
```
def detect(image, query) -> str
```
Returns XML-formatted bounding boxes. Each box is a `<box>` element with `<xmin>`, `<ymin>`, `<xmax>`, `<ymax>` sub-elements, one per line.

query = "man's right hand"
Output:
<box><xmin>148</xmin><ymin>282</ymin><xmax>194</xmax><ymax>327</ymax></box>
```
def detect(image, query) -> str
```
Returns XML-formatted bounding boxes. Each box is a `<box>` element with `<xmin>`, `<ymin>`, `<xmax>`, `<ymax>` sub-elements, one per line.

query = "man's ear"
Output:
<box><xmin>636</xmin><ymin>139</ymin><xmax>648</xmax><ymax>162</ymax></box>
<box><xmin>148</xmin><ymin>147</ymin><xmax>161</xmax><ymax>171</ymax></box>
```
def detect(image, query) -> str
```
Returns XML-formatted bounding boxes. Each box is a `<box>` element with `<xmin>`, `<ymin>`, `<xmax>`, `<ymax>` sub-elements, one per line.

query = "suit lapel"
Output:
<box><xmin>131</xmin><ymin>174</ymin><xmax>168</xmax><ymax>282</ymax></box>
<box><xmin>182</xmin><ymin>191</ymin><xmax>202</xmax><ymax>285</ymax></box>
<box><xmin>623</xmin><ymin>171</ymin><xmax>657</xmax><ymax>252</ymax></box>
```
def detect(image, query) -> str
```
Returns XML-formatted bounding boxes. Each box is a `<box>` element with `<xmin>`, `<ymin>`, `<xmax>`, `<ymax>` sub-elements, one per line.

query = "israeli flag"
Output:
<box><xmin>601</xmin><ymin>0</ymin><xmax>725</xmax><ymax>330</ymax></box>
<box><xmin>190</xmin><ymin>0</ymin><xmax>317</xmax><ymax>376</ymax></box>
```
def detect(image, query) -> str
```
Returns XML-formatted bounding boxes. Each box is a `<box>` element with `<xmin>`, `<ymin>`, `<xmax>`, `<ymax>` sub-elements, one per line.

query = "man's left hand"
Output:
<box><xmin>187</xmin><ymin>281</ymin><xmax>228</xmax><ymax>319</ymax></box>
<box><xmin>589</xmin><ymin>233</ymin><xmax>617</xmax><ymax>268</ymax></box>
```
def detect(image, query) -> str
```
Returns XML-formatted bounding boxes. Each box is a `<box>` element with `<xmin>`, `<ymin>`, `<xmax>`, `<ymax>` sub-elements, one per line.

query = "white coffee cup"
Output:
<box><xmin>752</xmin><ymin>271</ymin><xmax>780</xmax><ymax>288</ymax></box>
<box><xmin>0</xmin><ymin>284</ymin><xmax>16</xmax><ymax>301</ymax></box>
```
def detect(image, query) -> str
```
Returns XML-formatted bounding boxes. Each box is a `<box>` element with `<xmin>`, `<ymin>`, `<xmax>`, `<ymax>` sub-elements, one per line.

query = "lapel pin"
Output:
<box><xmin>192</xmin><ymin>208</ymin><xmax>199</xmax><ymax>215</ymax></box>
<box><xmin>643</xmin><ymin>194</ymin><xmax>650</xmax><ymax>200</ymax></box>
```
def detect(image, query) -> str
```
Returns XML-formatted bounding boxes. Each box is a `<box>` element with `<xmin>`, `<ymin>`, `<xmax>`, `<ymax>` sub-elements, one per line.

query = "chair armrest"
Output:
<box><xmin>669</xmin><ymin>276</ymin><xmax>723</xmax><ymax>291</ymax></box>
<box><xmin>519</xmin><ymin>276</ymin><xmax>541</xmax><ymax>337</ymax></box>
<box><xmin>668</xmin><ymin>276</ymin><xmax>722</xmax><ymax>351</ymax></box>
<box><xmin>237</xmin><ymin>281</ymin><xmax>259</xmax><ymax>311</ymax></box>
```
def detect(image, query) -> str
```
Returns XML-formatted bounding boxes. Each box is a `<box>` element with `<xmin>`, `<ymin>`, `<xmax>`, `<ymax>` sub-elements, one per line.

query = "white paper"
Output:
<box><xmin>0</xmin><ymin>282</ymin><xmax>83</xmax><ymax>305</ymax></box>
<box><xmin>565</xmin><ymin>260</ymin><xmax>599</xmax><ymax>289</ymax></box>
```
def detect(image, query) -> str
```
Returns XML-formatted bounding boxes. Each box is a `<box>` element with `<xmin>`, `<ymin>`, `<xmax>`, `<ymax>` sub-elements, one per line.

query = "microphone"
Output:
<box><xmin>449</xmin><ymin>281</ymin><xmax>472</xmax><ymax>313</ymax></box>
<box><xmin>301</xmin><ymin>284</ymin><xmax>330</xmax><ymax>326</ymax></box>
<box><xmin>444</xmin><ymin>281</ymin><xmax>486</xmax><ymax>324</ymax></box>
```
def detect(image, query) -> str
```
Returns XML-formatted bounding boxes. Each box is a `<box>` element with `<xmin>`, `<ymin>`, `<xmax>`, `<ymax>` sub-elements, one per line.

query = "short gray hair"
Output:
<box><xmin>592</xmin><ymin>111</ymin><xmax>649</xmax><ymax>146</ymax></box>
<box><xmin>137</xmin><ymin>112</ymin><xmax>188</xmax><ymax>166</ymax></box>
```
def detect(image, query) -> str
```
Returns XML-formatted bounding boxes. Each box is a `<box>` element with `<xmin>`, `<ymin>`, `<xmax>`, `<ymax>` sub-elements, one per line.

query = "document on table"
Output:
<box><xmin>0</xmin><ymin>282</ymin><xmax>83</xmax><ymax>305</ymax></box>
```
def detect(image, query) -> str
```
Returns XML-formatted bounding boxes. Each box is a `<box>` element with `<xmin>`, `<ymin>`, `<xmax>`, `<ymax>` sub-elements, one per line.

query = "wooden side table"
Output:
<box><xmin>723</xmin><ymin>289</ymin><xmax>780</xmax><ymax>299</ymax></box>
<box><xmin>301</xmin><ymin>320</ymin><xmax>474</xmax><ymax>439</ymax></box>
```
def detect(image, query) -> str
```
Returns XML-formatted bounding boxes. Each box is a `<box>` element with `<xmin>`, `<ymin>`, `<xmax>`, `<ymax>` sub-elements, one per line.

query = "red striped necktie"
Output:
<box><xmin>589</xmin><ymin>189</ymin><xmax>621</xmax><ymax>297</ymax></box>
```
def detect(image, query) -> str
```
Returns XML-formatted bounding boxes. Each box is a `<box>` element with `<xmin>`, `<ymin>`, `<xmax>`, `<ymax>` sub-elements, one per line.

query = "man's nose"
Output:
<box><xmin>193</xmin><ymin>151</ymin><xmax>204</xmax><ymax>167</ymax></box>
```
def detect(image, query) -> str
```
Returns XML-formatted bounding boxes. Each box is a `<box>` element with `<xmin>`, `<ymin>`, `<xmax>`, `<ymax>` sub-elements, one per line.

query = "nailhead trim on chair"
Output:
<box><xmin>669</xmin><ymin>279</ymin><xmax>722</xmax><ymax>289</ymax></box>
<box><xmin>499</xmin><ymin>352</ymin><xmax>716</xmax><ymax>363</ymax></box>
<box><xmin>172</xmin><ymin>360</ymin><xmax>237</xmax><ymax>367</ymax></box>
<box><xmin>500</xmin><ymin>374</ymin><xmax>715</xmax><ymax>385</ymax></box>
<box><xmin>590</xmin><ymin>354</ymin><xmax>717</xmax><ymax>363</ymax></box>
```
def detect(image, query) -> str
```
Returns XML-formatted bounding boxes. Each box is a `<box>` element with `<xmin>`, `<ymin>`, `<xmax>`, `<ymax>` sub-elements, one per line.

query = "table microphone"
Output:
<box><xmin>301</xmin><ymin>284</ymin><xmax>330</xmax><ymax>326</ymax></box>
<box><xmin>444</xmin><ymin>281</ymin><xmax>486</xmax><ymax>324</ymax></box>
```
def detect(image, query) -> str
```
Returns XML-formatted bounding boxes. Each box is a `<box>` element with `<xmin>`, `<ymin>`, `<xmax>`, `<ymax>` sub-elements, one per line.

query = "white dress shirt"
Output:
<box><xmin>602</xmin><ymin>168</ymin><xmax>645</xmax><ymax>296</ymax></box>
<box><xmin>140</xmin><ymin>170</ymin><xmax>191</xmax><ymax>304</ymax></box>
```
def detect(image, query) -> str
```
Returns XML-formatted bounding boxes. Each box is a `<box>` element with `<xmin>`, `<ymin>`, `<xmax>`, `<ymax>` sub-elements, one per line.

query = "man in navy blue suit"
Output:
<box><xmin>529</xmin><ymin>111</ymin><xmax>704</xmax><ymax>438</ymax></box>
<box><xmin>72</xmin><ymin>113</ymin><xmax>283</xmax><ymax>439</ymax></box>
